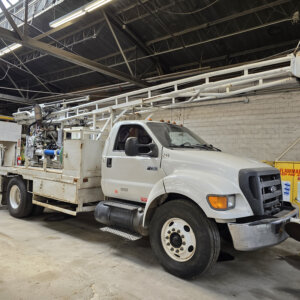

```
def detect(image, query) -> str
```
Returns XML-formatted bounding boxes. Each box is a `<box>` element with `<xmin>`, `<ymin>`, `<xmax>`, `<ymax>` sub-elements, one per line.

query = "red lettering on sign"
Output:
<box><xmin>279</xmin><ymin>168</ymin><xmax>300</xmax><ymax>177</ymax></box>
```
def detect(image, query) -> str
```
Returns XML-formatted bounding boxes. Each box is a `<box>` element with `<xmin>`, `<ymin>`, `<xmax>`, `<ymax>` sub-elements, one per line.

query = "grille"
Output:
<box><xmin>258</xmin><ymin>173</ymin><xmax>282</xmax><ymax>215</ymax></box>
<box><xmin>239</xmin><ymin>168</ymin><xmax>283</xmax><ymax>216</ymax></box>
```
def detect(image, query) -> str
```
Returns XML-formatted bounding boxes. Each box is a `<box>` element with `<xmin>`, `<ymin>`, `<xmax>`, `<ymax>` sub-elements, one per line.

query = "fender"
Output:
<box><xmin>143</xmin><ymin>170</ymin><xmax>253</xmax><ymax>226</ymax></box>
<box><xmin>143</xmin><ymin>179</ymin><xmax>166</xmax><ymax>227</ymax></box>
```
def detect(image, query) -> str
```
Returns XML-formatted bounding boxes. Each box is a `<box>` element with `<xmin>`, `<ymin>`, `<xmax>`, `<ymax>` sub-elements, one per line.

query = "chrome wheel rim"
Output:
<box><xmin>9</xmin><ymin>185</ymin><xmax>21</xmax><ymax>209</ymax></box>
<box><xmin>161</xmin><ymin>217</ymin><xmax>196</xmax><ymax>262</ymax></box>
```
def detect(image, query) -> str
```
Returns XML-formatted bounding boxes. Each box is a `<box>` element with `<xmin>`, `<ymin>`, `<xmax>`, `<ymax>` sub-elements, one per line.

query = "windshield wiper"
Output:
<box><xmin>170</xmin><ymin>144</ymin><xmax>194</xmax><ymax>148</ymax></box>
<box><xmin>193</xmin><ymin>144</ymin><xmax>222</xmax><ymax>151</ymax></box>
<box><xmin>169</xmin><ymin>143</ymin><xmax>221</xmax><ymax>151</ymax></box>
<box><xmin>208</xmin><ymin>144</ymin><xmax>221</xmax><ymax>151</ymax></box>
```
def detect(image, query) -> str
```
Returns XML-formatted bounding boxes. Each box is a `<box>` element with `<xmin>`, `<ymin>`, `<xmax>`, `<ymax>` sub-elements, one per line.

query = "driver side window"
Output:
<box><xmin>114</xmin><ymin>125</ymin><xmax>152</xmax><ymax>151</ymax></box>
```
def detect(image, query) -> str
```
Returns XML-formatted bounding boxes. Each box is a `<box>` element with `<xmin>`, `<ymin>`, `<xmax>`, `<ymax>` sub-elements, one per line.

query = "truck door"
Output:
<box><xmin>102</xmin><ymin>124</ymin><xmax>165</xmax><ymax>203</ymax></box>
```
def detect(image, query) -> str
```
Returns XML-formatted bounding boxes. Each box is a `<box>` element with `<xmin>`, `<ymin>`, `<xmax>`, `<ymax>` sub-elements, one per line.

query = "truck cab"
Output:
<box><xmin>101</xmin><ymin>121</ymin><xmax>164</xmax><ymax>202</ymax></box>
<box><xmin>95</xmin><ymin>120</ymin><xmax>299</xmax><ymax>277</ymax></box>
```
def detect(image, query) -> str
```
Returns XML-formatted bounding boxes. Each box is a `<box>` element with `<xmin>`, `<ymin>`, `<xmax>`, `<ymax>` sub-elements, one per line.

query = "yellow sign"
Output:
<box><xmin>274</xmin><ymin>161</ymin><xmax>300</xmax><ymax>209</ymax></box>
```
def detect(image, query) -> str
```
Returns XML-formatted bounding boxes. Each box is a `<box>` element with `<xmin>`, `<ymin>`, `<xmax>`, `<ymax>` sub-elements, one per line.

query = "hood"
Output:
<box><xmin>162</xmin><ymin>148</ymin><xmax>270</xmax><ymax>184</ymax></box>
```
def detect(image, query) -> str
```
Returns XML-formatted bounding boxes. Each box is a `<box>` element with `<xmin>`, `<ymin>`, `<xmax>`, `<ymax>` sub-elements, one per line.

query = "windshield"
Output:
<box><xmin>147</xmin><ymin>122</ymin><xmax>208</xmax><ymax>149</ymax></box>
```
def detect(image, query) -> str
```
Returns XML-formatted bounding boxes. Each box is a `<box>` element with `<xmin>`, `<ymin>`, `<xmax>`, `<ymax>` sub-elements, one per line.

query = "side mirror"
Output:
<box><xmin>125</xmin><ymin>137</ymin><xmax>159</xmax><ymax>157</ymax></box>
<box><xmin>125</xmin><ymin>137</ymin><xmax>139</xmax><ymax>156</ymax></box>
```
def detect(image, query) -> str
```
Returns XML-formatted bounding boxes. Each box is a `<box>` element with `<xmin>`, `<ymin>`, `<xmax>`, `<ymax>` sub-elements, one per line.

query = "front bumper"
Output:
<box><xmin>228</xmin><ymin>205</ymin><xmax>299</xmax><ymax>251</ymax></box>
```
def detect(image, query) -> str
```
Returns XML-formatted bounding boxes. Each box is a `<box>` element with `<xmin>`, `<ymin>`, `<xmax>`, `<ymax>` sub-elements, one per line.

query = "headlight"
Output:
<box><xmin>207</xmin><ymin>194</ymin><xmax>236</xmax><ymax>210</ymax></box>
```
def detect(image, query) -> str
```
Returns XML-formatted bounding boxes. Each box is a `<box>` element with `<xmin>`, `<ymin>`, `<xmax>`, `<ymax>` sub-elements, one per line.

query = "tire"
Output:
<box><xmin>31</xmin><ymin>205</ymin><xmax>44</xmax><ymax>216</ymax></box>
<box><xmin>149</xmin><ymin>199</ymin><xmax>220</xmax><ymax>278</ymax></box>
<box><xmin>7</xmin><ymin>177</ymin><xmax>33</xmax><ymax>218</ymax></box>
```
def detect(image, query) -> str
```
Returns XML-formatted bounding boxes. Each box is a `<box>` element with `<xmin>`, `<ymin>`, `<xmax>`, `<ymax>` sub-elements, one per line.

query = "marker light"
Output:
<box><xmin>207</xmin><ymin>195</ymin><xmax>235</xmax><ymax>210</ymax></box>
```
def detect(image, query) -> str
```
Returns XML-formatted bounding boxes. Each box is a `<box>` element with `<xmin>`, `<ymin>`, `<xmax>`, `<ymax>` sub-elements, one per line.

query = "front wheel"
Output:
<box><xmin>149</xmin><ymin>199</ymin><xmax>220</xmax><ymax>278</ymax></box>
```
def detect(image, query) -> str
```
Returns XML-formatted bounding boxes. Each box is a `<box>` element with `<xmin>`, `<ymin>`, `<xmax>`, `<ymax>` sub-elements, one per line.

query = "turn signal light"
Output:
<box><xmin>207</xmin><ymin>195</ymin><xmax>235</xmax><ymax>210</ymax></box>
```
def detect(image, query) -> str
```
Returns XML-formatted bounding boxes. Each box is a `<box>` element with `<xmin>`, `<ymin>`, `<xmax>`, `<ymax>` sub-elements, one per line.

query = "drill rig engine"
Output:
<box><xmin>25</xmin><ymin>104</ymin><xmax>62</xmax><ymax>168</ymax></box>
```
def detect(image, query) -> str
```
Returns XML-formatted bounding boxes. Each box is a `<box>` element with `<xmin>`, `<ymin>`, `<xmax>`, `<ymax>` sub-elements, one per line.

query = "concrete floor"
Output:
<box><xmin>0</xmin><ymin>208</ymin><xmax>299</xmax><ymax>300</ymax></box>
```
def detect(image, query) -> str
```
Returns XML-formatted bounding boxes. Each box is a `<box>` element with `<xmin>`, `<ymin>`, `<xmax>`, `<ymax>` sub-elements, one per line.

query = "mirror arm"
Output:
<box><xmin>125</xmin><ymin>137</ymin><xmax>159</xmax><ymax>157</ymax></box>
<box><xmin>137</xmin><ymin>143</ymin><xmax>158</xmax><ymax>157</ymax></box>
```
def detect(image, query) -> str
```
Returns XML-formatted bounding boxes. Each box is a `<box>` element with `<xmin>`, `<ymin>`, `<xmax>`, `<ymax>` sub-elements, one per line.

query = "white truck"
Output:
<box><xmin>0</xmin><ymin>52</ymin><xmax>300</xmax><ymax>278</ymax></box>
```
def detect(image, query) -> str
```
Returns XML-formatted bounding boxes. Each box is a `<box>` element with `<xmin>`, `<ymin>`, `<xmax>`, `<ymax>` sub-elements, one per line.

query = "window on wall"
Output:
<box><xmin>0</xmin><ymin>0</ymin><xmax>20</xmax><ymax>11</ymax></box>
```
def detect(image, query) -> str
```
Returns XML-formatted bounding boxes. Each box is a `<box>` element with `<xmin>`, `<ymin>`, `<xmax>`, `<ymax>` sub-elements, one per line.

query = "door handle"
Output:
<box><xmin>107</xmin><ymin>158</ymin><xmax>112</xmax><ymax>168</ymax></box>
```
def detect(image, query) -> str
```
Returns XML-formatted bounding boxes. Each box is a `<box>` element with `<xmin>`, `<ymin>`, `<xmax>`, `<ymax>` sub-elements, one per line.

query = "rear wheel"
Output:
<box><xmin>149</xmin><ymin>199</ymin><xmax>220</xmax><ymax>278</ymax></box>
<box><xmin>7</xmin><ymin>177</ymin><xmax>33</xmax><ymax>218</ymax></box>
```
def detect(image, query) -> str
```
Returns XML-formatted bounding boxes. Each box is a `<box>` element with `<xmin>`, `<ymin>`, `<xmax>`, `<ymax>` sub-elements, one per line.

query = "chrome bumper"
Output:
<box><xmin>228</xmin><ymin>206</ymin><xmax>299</xmax><ymax>251</ymax></box>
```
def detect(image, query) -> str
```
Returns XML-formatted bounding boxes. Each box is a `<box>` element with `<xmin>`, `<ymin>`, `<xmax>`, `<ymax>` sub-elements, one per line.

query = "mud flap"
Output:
<box><xmin>285</xmin><ymin>218</ymin><xmax>300</xmax><ymax>242</ymax></box>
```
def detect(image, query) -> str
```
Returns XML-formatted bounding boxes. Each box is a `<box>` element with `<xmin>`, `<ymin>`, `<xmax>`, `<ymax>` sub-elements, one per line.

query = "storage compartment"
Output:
<box><xmin>33</xmin><ymin>179</ymin><xmax>78</xmax><ymax>204</ymax></box>
<box><xmin>0</xmin><ymin>142</ymin><xmax>18</xmax><ymax>167</ymax></box>
<box><xmin>63</xmin><ymin>129</ymin><xmax>103</xmax><ymax>179</ymax></box>
<box><xmin>0</xmin><ymin>121</ymin><xmax>22</xmax><ymax>167</ymax></box>
<box><xmin>0</xmin><ymin>121</ymin><xmax>21</xmax><ymax>142</ymax></box>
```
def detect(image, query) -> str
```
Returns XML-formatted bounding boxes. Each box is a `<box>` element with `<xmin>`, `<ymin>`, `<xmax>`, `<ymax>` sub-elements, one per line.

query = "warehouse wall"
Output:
<box><xmin>152</xmin><ymin>90</ymin><xmax>300</xmax><ymax>161</ymax></box>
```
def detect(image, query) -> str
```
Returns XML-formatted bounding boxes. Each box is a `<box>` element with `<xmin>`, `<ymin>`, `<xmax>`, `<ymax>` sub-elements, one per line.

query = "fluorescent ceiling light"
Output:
<box><xmin>85</xmin><ymin>0</ymin><xmax>112</xmax><ymax>12</ymax></box>
<box><xmin>0</xmin><ymin>43</ymin><xmax>22</xmax><ymax>56</ymax></box>
<box><xmin>49</xmin><ymin>9</ymin><xmax>86</xmax><ymax>28</ymax></box>
<box><xmin>49</xmin><ymin>0</ymin><xmax>112</xmax><ymax>28</ymax></box>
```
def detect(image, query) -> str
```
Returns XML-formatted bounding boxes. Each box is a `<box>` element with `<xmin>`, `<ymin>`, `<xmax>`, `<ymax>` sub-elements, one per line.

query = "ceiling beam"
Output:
<box><xmin>0</xmin><ymin>92</ymin><xmax>32</xmax><ymax>104</ymax></box>
<box><xmin>0</xmin><ymin>1</ymin><xmax>23</xmax><ymax>39</ymax></box>
<box><xmin>23</xmin><ymin>0</ymin><xmax>29</xmax><ymax>37</ymax></box>
<box><xmin>146</xmin><ymin>0</ymin><xmax>291</xmax><ymax>46</ymax></box>
<box><xmin>8</xmin><ymin>7</ymin><xmax>165</xmax><ymax>74</ymax></box>
<box><xmin>6</xmin><ymin>0</ymin><xmax>291</xmax><ymax>72</ymax></box>
<box><xmin>0</xmin><ymin>26</ymin><xmax>148</xmax><ymax>88</ymax></box>
<box><xmin>33</xmin><ymin>18</ymin><xmax>297</xmax><ymax>84</ymax></box>
<box><xmin>1</xmin><ymin>66</ymin><xmax>25</xmax><ymax>98</ymax></box>
<box><xmin>119</xmin><ymin>0</ymin><xmax>183</xmax><ymax>25</ymax></box>
<box><xmin>103</xmin><ymin>11</ymin><xmax>134</xmax><ymax>77</ymax></box>
<box><xmin>9</xmin><ymin>16</ymin><xmax>166</xmax><ymax>76</ymax></box>
<box><xmin>26</xmin><ymin>38</ymin><xmax>298</xmax><ymax>89</ymax></box>
<box><xmin>106</xmin><ymin>11</ymin><xmax>166</xmax><ymax>75</ymax></box>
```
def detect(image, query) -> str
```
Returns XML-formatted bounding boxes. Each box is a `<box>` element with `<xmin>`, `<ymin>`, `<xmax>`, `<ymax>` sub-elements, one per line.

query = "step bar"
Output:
<box><xmin>32</xmin><ymin>198</ymin><xmax>97</xmax><ymax>216</ymax></box>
